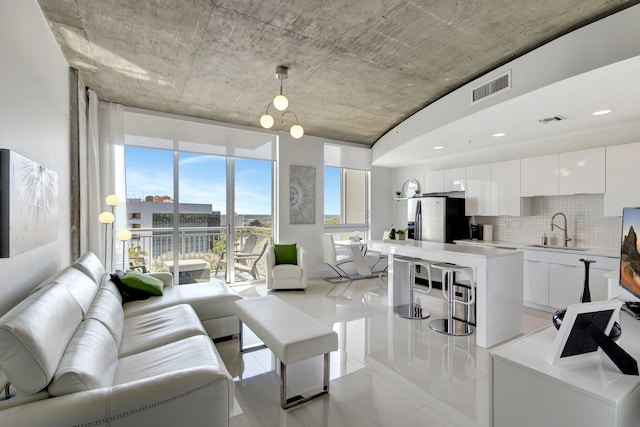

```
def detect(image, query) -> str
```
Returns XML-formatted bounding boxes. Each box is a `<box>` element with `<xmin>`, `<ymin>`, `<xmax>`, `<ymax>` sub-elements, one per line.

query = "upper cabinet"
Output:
<box><xmin>491</xmin><ymin>159</ymin><xmax>523</xmax><ymax>216</ymax></box>
<box><xmin>465</xmin><ymin>164</ymin><xmax>491</xmax><ymax>216</ymax></box>
<box><xmin>558</xmin><ymin>147</ymin><xmax>605</xmax><ymax>195</ymax></box>
<box><xmin>424</xmin><ymin>170</ymin><xmax>444</xmax><ymax>194</ymax></box>
<box><xmin>521</xmin><ymin>154</ymin><xmax>558</xmax><ymax>197</ymax></box>
<box><xmin>444</xmin><ymin>167</ymin><xmax>465</xmax><ymax>192</ymax></box>
<box><xmin>605</xmin><ymin>141</ymin><xmax>640</xmax><ymax>216</ymax></box>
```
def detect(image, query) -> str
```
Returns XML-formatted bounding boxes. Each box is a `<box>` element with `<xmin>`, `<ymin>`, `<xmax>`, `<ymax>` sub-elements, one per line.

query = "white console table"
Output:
<box><xmin>491</xmin><ymin>308</ymin><xmax>640</xmax><ymax>427</ymax></box>
<box><xmin>368</xmin><ymin>239</ymin><xmax>523</xmax><ymax>348</ymax></box>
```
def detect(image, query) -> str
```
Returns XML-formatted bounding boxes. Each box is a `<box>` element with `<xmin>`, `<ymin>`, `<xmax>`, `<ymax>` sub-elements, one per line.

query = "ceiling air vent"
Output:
<box><xmin>538</xmin><ymin>115</ymin><xmax>567</xmax><ymax>124</ymax></box>
<box><xmin>471</xmin><ymin>71</ymin><xmax>511</xmax><ymax>104</ymax></box>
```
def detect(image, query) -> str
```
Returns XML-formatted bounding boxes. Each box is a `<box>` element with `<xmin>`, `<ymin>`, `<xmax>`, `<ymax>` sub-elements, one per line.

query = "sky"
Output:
<box><xmin>125</xmin><ymin>146</ymin><xmax>341</xmax><ymax>215</ymax></box>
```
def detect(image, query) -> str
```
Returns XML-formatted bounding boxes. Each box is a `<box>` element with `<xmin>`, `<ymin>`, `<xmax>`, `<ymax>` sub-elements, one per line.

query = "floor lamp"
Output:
<box><xmin>98</xmin><ymin>211</ymin><xmax>114</xmax><ymax>267</ymax></box>
<box><xmin>106</xmin><ymin>195</ymin><xmax>120</xmax><ymax>270</ymax></box>
<box><xmin>117</xmin><ymin>229</ymin><xmax>132</xmax><ymax>271</ymax></box>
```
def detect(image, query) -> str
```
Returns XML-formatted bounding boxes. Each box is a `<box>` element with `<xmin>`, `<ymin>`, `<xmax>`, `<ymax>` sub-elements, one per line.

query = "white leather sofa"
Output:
<box><xmin>0</xmin><ymin>252</ymin><xmax>240</xmax><ymax>426</ymax></box>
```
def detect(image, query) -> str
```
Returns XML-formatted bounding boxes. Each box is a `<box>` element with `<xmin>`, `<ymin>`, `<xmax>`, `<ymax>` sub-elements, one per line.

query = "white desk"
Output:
<box><xmin>368</xmin><ymin>239</ymin><xmax>523</xmax><ymax>348</ymax></box>
<box><xmin>334</xmin><ymin>240</ymin><xmax>372</xmax><ymax>277</ymax></box>
<box><xmin>491</xmin><ymin>307</ymin><xmax>640</xmax><ymax>427</ymax></box>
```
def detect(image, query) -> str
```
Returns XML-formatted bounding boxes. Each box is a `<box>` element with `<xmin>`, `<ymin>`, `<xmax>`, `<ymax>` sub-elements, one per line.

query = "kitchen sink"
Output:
<box><xmin>527</xmin><ymin>244</ymin><xmax>590</xmax><ymax>251</ymax></box>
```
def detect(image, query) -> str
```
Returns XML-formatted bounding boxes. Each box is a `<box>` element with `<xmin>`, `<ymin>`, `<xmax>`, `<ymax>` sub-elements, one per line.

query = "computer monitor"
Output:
<box><xmin>620</xmin><ymin>207</ymin><xmax>640</xmax><ymax>300</ymax></box>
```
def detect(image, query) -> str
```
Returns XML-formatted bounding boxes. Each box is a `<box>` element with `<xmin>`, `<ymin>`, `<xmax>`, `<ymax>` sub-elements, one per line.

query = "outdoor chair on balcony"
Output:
<box><xmin>215</xmin><ymin>237</ymin><xmax>269</xmax><ymax>281</ymax></box>
<box><xmin>215</xmin><ymin>232</ymin><xmax>258</xmax><ymax>278</ymax></box>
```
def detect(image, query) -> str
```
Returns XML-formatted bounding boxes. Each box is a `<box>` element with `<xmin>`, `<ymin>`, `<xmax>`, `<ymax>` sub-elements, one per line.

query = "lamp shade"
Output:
<box><xmin>105</xmin><ymin>194</ymin><xmax>120</xmax><ymax>206</ymax></box>
<box><xmin>290</xmin><ymin>124</ymin><xmax>304</xmax><ymax>139</ymax></box>
<box><xmin>273</xmin><ymin>94</ymin><xmax>288</xmax><ymax>111</ymax></box>
<box><xmin>117</xmin><ymin>229</ymin><xmax>132</xmax><ymax>242</ymax></box>
<box><xmin>98</xmin><ymin>211</ymin><xmax>115</xmax><ymax>224</ymax></box>
<box><xmin>260</xmin><ymin>114</ymin><xmax>274</xmax><ymax>129</ymax></box>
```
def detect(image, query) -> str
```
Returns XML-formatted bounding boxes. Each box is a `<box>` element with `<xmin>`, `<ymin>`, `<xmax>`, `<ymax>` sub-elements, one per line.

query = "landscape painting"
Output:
<box><xmin>620</xmin><ymin>207</ymin><xmax>640</xmax><ymax>298</ymax></box>
<box><xmin>0</xmin><ymin>149</ymin><xmax>58</xmax><ymax>258</ymax></box>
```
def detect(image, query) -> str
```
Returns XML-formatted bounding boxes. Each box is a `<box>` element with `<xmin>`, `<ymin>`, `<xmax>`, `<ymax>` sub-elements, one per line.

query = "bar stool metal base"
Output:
<box><xmin>394</xmin><ymin>303</ymin><xmax>430</xmax><ymax>319</ymax></box>
<box><xmin>429</xmin><ymin>318</ymin><xmax>473</xmax><ymax>336</ymax></box>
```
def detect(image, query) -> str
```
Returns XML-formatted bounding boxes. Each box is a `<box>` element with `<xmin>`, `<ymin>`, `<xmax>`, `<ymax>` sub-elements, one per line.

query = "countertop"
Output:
<box><xmin>454</xmin><ymin>239</ymin><xmax>619</xmax><ymax>258</ymax></box>
<box><xmin>369</xmin><ymin>239</ymin><xmax>522</xmax><ymax>259</ymax></box>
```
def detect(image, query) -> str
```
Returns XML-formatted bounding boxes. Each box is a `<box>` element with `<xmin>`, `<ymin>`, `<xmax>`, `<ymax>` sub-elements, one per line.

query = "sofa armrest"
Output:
<box><xmin>0</xmin><ymin>367</ymin><xmax>232</xmax><ymax>427</ymax></box>
<box><xmin>147</xmin><ymin>272</ymin><xmax>174</xmax><ymax>287</ymax></box>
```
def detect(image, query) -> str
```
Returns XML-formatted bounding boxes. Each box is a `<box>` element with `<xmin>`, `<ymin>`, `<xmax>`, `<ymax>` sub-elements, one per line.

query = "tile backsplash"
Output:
<box><xmin>476</xmin><ymin>194</ymin><xmax>622</xmax><ymax>250</ymax></box>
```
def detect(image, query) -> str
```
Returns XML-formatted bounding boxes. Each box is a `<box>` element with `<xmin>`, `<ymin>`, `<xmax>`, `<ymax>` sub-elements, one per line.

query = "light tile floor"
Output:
<box><xmin>216</xmin><ymin>277</ymin><xmax>552</xmax><ymax>427</ymax></box>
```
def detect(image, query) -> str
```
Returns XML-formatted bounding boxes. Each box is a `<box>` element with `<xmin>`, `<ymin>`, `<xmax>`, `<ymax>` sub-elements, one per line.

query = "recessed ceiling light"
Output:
<box><xmin>433</xmin><ymin>146</ymin><xmax>444</xmax><ymax>150</ymax></box>
<box><xmin>492</xmin><ymin>132</ymin><xmax>506</xmax><ymax>137</ymax></box>
<box><xmin>592</xmin><ymin>109</ymin><xmax>612</xmax><ymax>116</ymax></box>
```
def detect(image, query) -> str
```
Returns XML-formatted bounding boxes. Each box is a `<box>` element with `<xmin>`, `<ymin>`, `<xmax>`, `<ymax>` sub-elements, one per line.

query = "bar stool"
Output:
<box><xmin>429</xmin><ymin>262</ymin><xmax>475</xmax><ymax>336</ymax></box>
<box><xmin>393</xmin><ymin>256</ymin><xmax>433</xmax><ymax>319</ymax></box>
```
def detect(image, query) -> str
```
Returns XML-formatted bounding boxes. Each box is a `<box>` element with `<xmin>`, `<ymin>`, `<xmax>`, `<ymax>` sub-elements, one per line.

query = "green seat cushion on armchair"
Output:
<box><xmin>121</xmin><ymin>270</ymin><xmax>164</xmax><ymax>296</ymax></box>
<box><xmin>274</xmin><ymin>244</ymin><xmax>297</xmax><ymax>265</ymax></box>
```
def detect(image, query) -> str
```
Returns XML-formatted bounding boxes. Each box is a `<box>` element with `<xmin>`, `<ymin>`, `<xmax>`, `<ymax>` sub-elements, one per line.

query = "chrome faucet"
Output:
<box><xmin>551</xmin><ymin>212</ymin><xmax>572</xmax><ymax>247</ymax></box>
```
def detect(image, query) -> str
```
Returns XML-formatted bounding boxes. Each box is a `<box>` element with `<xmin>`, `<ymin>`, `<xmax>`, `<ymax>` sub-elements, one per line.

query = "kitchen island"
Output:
<box><xmin>368</xmin><ymin>239</ymin><xmax>523</xmax><ymax>348</ymax></box>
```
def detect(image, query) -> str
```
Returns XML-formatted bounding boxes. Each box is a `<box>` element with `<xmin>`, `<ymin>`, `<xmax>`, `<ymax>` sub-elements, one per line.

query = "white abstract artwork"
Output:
<box><xmin>0</xmin><ymin>149</ymin><xmax>58</xmax><ymax>257</ymax></box>
<box><xmin>289</xmin><ymin>165</ymin><xmax>316</xmax><ymax>225</ymax></box>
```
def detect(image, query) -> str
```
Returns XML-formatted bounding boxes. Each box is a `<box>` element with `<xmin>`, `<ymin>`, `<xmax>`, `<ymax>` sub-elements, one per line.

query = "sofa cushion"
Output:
<box><xmin>0</xmin><ymin>285</ymin><xmax>84</xmax><ymax>393</ymax></box>
<box><xmin>71</xmin><ymin>251</ymin><xmax>106</xmax><ymax>284</ymax></box>
<box><xmin>48</xmin><ymin>319</ymin><xmax>118</xmax><ymax>397</ymax></box>
<box><xmin>272</xmin><ymin>264</ymin><xmax>303</xmax><ymax>279</ymax></box>
<box><xmin>111</xmin><ymin>270</ymin><xmax>154</xmax><ymax>302</ymax></box>
<box><xmin>274</xmin><ymin>243</ymin><xmax>297</xmax><ymax>265</ymax></box>
<box><xmin>120</xmin><ymin>270</ymin><xmax>164</xmax><ymax>297</ymax></box>
<box><xmin>85</xmin><ymin>288</ymin><xmax>125</xmax><ymax>347</ymax></box>
<box><xmin>119</xmin><ymin>304</ymin><xmax>207</xmax><ymax>357</ymax></box>
<box><xmin>114</xmin><ymin>335</ymin><xmax>229</xmax><ymax>385</ymax></box>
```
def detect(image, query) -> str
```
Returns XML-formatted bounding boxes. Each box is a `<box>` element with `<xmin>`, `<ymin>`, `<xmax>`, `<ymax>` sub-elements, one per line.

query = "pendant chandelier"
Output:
<box><xmin>259</xmin><ymin>66</ymin><xmax>304</xmax><ymax>139</ymax></box>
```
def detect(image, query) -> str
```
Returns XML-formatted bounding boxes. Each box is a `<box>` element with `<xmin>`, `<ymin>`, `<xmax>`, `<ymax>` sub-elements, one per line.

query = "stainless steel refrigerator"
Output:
<box><xmin>408</xmin><ymin>197</ymin><xmax>469</xmax><ymax>243</ymax></box>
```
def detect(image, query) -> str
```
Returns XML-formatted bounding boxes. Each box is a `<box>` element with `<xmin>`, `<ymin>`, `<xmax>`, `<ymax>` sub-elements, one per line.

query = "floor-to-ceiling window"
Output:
<box><xmin>123</xmin><ymin>110</ymin><xmax>276</xmax><ymax>284</ymax></box>
<box><xmin>324</xmin><ymin>143</ymin><xmax>371</xmax><ymax>241</ymax></box>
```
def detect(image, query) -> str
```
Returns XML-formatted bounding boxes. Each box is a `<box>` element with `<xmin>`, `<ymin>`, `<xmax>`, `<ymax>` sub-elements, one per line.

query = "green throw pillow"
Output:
<box><xmin>121</xmin><ymin>270</ymin><xmax>164</xmax><ymax>296</ymax></box>
<box><xmin>274</xmin><ymin>244</ymin><xmax>297</xmax><ymax>265</ymax></box>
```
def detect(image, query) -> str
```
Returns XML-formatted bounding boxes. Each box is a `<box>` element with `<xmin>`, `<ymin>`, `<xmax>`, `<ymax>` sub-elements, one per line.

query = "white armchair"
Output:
<box><xmin>265</xmin><ymin>244</ymin><xmax>307</xmax><ymax>290</ymax></box>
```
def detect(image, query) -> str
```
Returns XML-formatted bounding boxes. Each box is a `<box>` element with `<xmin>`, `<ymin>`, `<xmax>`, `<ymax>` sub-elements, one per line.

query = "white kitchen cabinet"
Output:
<box><xmin>523</xmin><ymin>260</ymin><xmax>549</xmax><ymax>307</ymax></box>
<box><xmin>424</xmin><ymin>170</ymin><xmax>444</xmax><ymax>193</ymax></box>
<box><xmin>558</xmin><ymin>147</ymin><xmax>605</xmax><ymax>195</ymax></box>
<box><xmin>443</xmin><ymin>167</ymin><xmax>465</xmax><ymax>192</ymax></box>
<box><xmin>491</xmin><ymin>159</ymin><xmax>523</xmax><ymax>216</ymax></box>
<box><xmin>605</xmin><ymin>141</ymin><xmax>640</xmax><ymax>216</ymax></box>
<box><xmin>523</xmin><ymin>250</ymin><xmax>616</xmax><ymax>310</ymax></box>
<box><xmin>548</xmin><ymin>263</ymin><xmax>584</xmax><ymax>308</ymax></box>
<box><xmin>465</xmin><ymin>164</ymin><xmax>491</xmax><ymax>216</ymax></box>
<box><xmin>520</xmin><ymin>154</ymin><xmax>558</xmax><ymax>197</ymax></box>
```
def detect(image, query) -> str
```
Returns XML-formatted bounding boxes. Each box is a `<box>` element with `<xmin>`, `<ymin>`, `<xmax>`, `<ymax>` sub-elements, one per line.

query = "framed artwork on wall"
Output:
<box><xmin>289</xmin><ymin>165</ymin><xmax>316</xmax><ymax>225</ymax></box>
<box><xmin>0</xmin><ymin>149</ymin><xmax>58</xmax><ymax>258</ymax></box>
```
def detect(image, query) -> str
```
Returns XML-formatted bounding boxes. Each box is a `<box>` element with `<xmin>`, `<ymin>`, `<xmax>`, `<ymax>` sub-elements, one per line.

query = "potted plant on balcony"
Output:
<box><xmin>414</xmin><ymin>189</ymin><xmax>421</xmax><ymax>197</ymax></box>
<box><xmin>389</xmin><ymin>228</ymin><xmax>396</xmax><ymax>240</ymax></box>
<box><xmin>396</xmin><ymin>229</ymin><xmax>406</xmax><ymax>240</ymax></box>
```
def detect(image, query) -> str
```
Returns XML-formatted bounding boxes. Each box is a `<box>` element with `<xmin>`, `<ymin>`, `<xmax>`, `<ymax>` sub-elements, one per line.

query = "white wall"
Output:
<box><xmin>276</xmin><ymin>133</ymin><xmax>326</xmax><ymax>277</ymax></box>
<box><xmin>0</xmin><ymin>1</ymin><xmax>70</xmax><ymax>315</ymax></box>
<box><xmin>370</xmin><ymin>166</ymin><xmax>392</xmax><ymax>241</ymax></box>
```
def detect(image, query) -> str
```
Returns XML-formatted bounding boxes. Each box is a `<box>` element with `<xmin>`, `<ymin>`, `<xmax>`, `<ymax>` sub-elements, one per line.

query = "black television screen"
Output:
<box><xmin>620</xmin><ymin>207</ymin><xmax>640</xmax><ymax>299</ymax></box>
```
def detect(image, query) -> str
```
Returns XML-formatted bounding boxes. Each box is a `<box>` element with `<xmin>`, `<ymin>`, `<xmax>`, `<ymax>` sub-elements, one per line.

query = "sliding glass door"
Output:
<box><xmin>124</xmin><ymin>147</ymin><xmax>274</xmax><ymax>284</ymax></box>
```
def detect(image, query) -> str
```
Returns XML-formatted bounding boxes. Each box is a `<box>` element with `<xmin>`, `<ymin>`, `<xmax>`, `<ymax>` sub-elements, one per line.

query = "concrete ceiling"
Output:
<box><xmin>38</xmin><ymin>0</ymin><xmax>639</xmax><ymax>146</ymax></box>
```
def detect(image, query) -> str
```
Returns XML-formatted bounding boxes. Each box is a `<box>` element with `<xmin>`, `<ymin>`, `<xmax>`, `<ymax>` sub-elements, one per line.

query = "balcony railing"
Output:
<box><xmin>126</xmin><ymin>226</ymin><xmax>272</xmax><ymax>284</ymax></box>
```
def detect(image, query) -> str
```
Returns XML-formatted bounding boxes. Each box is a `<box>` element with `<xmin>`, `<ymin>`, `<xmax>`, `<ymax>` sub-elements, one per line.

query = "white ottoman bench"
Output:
<box><xmin>234</xmin><ymin>295</ymin><xmax>338</xmax><ymax>409</ymax></box>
